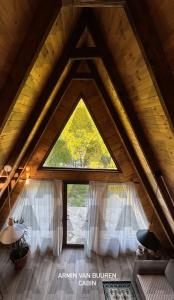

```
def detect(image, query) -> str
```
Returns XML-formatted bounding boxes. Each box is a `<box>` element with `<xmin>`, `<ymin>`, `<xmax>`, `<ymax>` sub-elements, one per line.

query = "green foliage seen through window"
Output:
<box><xmin>43</xmin><ymin>99</ymin><xmax>117</xmax><ymax>170</ymax></box>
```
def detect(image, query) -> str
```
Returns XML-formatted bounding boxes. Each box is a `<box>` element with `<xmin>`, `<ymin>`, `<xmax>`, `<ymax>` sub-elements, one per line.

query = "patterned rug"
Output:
<box><xmin>103</xmin><ymin>281</ymin><xmax>137</xmax><ymax>300</ymax></box>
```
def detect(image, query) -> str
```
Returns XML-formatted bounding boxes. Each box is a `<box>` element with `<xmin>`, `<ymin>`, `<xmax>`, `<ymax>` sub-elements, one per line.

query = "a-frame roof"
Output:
<box><xmin>0</xmin><ymin>1</ymin><xmax>174</xmax><ymax>248</ymax></box>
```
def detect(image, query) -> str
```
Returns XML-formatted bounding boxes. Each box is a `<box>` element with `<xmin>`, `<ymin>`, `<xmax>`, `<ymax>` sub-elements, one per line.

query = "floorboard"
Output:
<box><xmin>0</xmin><ymin>248</ymin><xmax>136</xmax><ymax>300</ymax></box>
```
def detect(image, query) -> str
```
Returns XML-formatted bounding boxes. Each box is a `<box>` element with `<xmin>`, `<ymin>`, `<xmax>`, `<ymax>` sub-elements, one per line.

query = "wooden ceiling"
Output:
<box><xmin>0</xmin><ymin>0</ymin><xmax>174</xmax><ymax>248</ymax></box>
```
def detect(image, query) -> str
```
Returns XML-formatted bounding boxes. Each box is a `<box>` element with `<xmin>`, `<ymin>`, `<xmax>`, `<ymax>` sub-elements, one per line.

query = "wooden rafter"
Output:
<box><xmin>87</xmin><ymin>61</ymin><xmax>174</xmax><ymax>246</ymax></box>
<box><xmin>62</xmin><ymin>0</ymin><xmax>125</xmax><ymax>7</ymax></box>
<box><xmin>85</xmin><ymin>9</ymin><xmax>174</xmax><ymax>220</ymax></box>
<box><xmin>70</xmin><ymin>47</ymin><xmax>100</xmax><ymax>60</ymax></box>
<box><xmin>0</xmin><ymin>0</ymin><xmax>62</xmax><ymax>135</ymax></box>
<box><xmin>73</xmin><ymin>73</ymin><xmax>93</xmax><ymax>80</ymax></box>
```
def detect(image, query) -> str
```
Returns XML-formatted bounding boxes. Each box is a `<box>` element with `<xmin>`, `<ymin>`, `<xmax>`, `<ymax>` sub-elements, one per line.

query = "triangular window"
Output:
<box><xmin>43</xmin><ymin>99</ymin><xmax>118</xmax><ymax>170</ymax></box>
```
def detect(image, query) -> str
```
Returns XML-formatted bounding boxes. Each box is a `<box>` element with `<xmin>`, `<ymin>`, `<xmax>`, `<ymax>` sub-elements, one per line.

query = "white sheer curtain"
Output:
<box><xmin>11</xmin><ymin>179</ymin><xmax>63</xmax><ymax>256</ymax></box>
<box><xmin>85</xmin><ymin>182</ymin><xmax>148</xmax><ymax>258</ymax></box>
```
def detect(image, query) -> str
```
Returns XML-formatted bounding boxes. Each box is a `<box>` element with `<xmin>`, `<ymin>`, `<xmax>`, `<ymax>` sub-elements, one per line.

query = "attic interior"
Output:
<box><xmin>0</xmin><ymin>0</ymin><xmax>174</xmax><ymax>299</ymax></box>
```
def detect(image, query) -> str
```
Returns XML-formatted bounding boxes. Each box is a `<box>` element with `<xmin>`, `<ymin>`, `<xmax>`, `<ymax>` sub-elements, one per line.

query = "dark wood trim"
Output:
<box><xmin>87</xmin><ymin>61</ymin><xmax>174</xmax><ymax>246</ymax></box>
<box><xmin>41</xmin><ymin>167</ymin><xmax>119</xmax><ymax>173</ymax></box>
<box><xmin>73</xmin><ymin>73</ymin><xmax>93</xmax><ymax>80</ymax></box>
<box><xmin>63</xmin><ymin>180</ymin><xmax>89</xmax><ymax>184</ymax></box>
<box><xmin>62</xmin><ymin>0</ymin><xmax>125</xmax><ymax>7</ymax></box>
<box><xmin>63</xmin><ymin>182</ymin><xmax>67</xmax><ymax>246</ymax></box>
<box><xmin>86</xmin><ymin>10</ymin><xmax>174</xmax><ymax>220</ymax></box>
<box><xmin>125</xmin><ymin>0</ymin><xmax>174</xmax><ymax>133</ymax></box>
<box><xmin>63</xmin><ymin>244</ymin><xmax>84</xmax><ymax>248</ymax></box>
<box><xmin>0</xmin><ymin>0</ymin><xmax>62</xmax><ymax>135</ymax></box>
<box><xmin>26</xmin><ymin>171</ymin><xmax>125</xmax><ymax>182</ymax></box>
<box><xmin>157</xmin><ymin>175</ymin><xmax>174</xmax><ymax>208</ymax></box>
<box><xmin>70</xmin><ymin>47</ymin><xmax>100</xmax><ymax>60</ymax></box>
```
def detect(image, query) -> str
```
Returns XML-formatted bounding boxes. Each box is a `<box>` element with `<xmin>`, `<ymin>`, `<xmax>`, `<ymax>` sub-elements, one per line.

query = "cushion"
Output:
<box><xmin>137</xmin><ymin>274</ymin><xmax>174</xmax><ymax>300</ymax></box>
<box><xmin>165</xmin><ymin>259</ymin><xmax>174</xmax><ymax>291</ymax></box>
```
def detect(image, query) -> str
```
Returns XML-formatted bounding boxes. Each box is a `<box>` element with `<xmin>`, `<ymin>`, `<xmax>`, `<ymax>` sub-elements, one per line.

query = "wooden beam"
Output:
<box><xmin>73</xmin><ymin>73</ymin><xmax>93</xmax><ymax>80</ymax></box>
<box><xmin>70</xmin><ymin>47</ymin><xmax>100</xmax><ymax>60</ymax></box>
<box><xmin>125</xmin><ymin>0</ymin><xmax>174</xmax><ymax>132</ymax></box>
<box><xmin>0</xmin><ymin>0</ymin><xmax>62</xmax><ymax>135</ymax></box>
<box><xmin>86</xmin><ymin>10</ymin><xmax>174</xmax><ymax>220</ymax></box>
<box><xmin>88</xmin><ymin>61</ymin><xmax>174</xmax><ymax>246</ymax></box>
<box><xmin>62</xmin><ymin>0</ymin><xmax>125</xmax><ymax>7</ymax></box>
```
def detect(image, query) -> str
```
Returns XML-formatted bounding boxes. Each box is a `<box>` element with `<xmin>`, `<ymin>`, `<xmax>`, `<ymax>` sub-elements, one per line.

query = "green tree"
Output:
<box><xmin>45</xmin><ymin>139</ymin><xmax>72</xmax><ymax>167</ymax></box>
<box><xmin>44</xmin><ymin>99</ymin><xmax>117</xmax><ymax>170</ymax></box>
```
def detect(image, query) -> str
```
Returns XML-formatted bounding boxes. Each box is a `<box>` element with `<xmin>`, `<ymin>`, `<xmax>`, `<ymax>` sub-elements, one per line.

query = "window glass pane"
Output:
<box><xmin>43</xmin><ymin>99</ymin><xmax>117</xmax><ymax>170</ymax></box>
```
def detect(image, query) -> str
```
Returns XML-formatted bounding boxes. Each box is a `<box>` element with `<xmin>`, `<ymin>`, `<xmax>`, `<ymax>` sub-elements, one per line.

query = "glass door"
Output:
<box><xmin>64</xmin><ymin>184</ymin><xmax>89</xmax><ymax>246</ymax></box>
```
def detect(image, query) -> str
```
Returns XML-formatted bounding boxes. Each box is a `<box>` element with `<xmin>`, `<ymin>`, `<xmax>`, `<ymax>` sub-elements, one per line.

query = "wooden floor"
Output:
<box><xmin>0</xmin><ymin>248</ymin><xmax>135</xmax><ymax>300</ymax></box>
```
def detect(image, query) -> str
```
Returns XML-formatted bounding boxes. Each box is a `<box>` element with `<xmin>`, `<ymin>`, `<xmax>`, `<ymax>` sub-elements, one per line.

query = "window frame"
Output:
<box><xmin>40</xmin><ymin>98</ymin><xmax>120</xmax><ymax>172</ymax></box>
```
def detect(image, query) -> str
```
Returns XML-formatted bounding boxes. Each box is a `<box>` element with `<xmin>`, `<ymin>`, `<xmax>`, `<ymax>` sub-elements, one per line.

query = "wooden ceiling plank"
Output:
<box><xmin>0</xmin><ymin>0</ymin><xmax>62</xmax><ymax>135</ymax></box>
<box><xmin>125</xmin><ymin>0</ymin><xmax>174</xmax><ymax>132</ymax></box>
<box><xmin>87</xmin><ymin>60</ymin><xmax>174</xmax><ymax>246</ymax></box>
<box><xmin>86</xmin><ymin>9</ymin><xmax>174</xmax><ymax>220</ymax></box>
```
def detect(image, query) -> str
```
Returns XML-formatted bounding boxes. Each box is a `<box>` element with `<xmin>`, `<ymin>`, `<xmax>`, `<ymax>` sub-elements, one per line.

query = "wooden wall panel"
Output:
<box><xmin>146</xmin><ymin>0</ymin><xmax>174</xmax><ymax>78</ymax></box>
<box><xmin>93</xmin><ymin>7</ymin><xmax>174</xmax><ymax>233</ymax></box>
<box><xmin>0</xmin><ymin>0</ymin><xmax>40</xmax><ymax>89</ymax></box>
<box><xmin>0</xmin><ymin>7</ymin><xmax>81</xmax><ymax>169</ymax></box>
<box><xmin>145</xmin><ymin>0</ymin><xmax>174</xmax><ymax>196</ymax></box>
